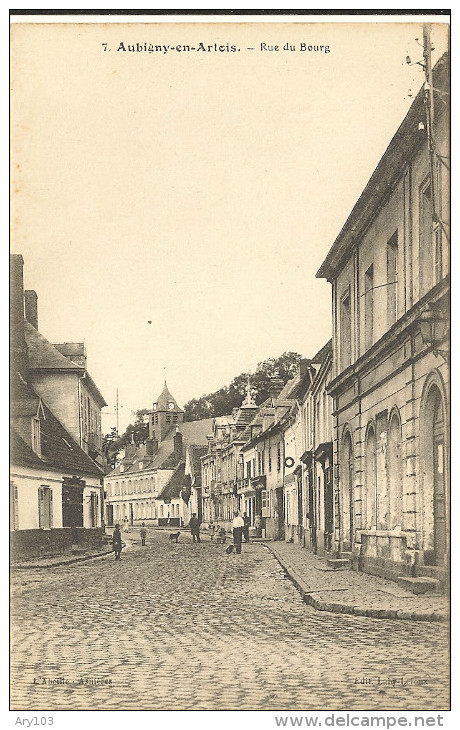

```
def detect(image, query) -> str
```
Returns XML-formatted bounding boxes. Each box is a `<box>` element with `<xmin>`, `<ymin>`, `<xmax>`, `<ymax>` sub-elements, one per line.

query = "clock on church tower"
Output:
<box><xmin>149</xmin><ymin>382</ymin><xmax>184</xmax><ymax>442</ymax></box>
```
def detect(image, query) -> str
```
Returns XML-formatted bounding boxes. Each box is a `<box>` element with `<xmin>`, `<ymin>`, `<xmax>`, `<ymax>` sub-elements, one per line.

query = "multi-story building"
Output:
<box><xmin>316</xmin><ymin>53</ymin><xmax>449</xmax><ymax>586</ymax></box>
<box><xmin>300</xmin><ymin>340</ymin><xmax>333</xmax><ymax>556</ymax></box>
<box><xmin>239</xmin><ymin>365</ymin><xmax>312</xmax><ymax>541</ymax></box>
<box><xmin>184</xmin><ymin>443</ymin><xmax>208</xmax><ymax>522</ymax></box>
<box><xmin>104</xmin><ymin>383</ymin><xmax>213</xmax><ymax>527</ymax></box>
<box><xmin>201</xmin><ymin>385</ymin><xmax>259</xmax><ymax>531</ymax></box>
<box><xmin>22</xmin><ymin>293</ymin><xmax>107</xmax><ymax>468</ymax></box>
<box><xmin>10</xmin><ymin>255</ymin><xmax>105</xmax><ymax>561</ymax></box>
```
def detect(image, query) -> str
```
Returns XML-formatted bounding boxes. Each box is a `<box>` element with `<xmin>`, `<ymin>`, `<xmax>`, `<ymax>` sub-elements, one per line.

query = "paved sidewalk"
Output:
<box><xmin>264</xmin><ymin>541</ymin><xmax>449</xmax><ymax>623</ymax></box>
<box><xmin>11</xmin><ymin>548</ymin><xmax>113</xmax><ymax>569</ymax></box>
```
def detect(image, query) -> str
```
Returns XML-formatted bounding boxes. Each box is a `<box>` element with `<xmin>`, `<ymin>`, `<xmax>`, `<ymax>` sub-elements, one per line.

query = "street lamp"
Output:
<box><xmin>418</xmin><ymin>305</ymin><xmax>449</xmax><ymax>362</ymax></box>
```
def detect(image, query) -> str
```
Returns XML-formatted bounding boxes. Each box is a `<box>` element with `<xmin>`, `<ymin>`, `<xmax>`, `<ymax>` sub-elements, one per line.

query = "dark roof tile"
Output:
<box><xmin>156</xmin><ymin>463</ymin><xmax>186</xmax><ymax>501</ymax></box>
<box><xmin>11</xmin><ymin>383</ymin><xmax>102</xmax><ymax>479</ymax></box>
<box><xmin>25</xmin><ymin>321</ymin><xmax>83</xmax><ymax>371</ymax></box>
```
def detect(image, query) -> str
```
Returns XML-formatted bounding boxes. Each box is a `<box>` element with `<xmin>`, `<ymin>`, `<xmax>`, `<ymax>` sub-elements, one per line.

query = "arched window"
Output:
<box><xmin>421</xmin><ymin>381</ymin><xmax>447</xmax><ymax>565</ymax></box>
<box><xmin>365</xmin><ymin>425</ymin><xmax>377</xmax><ymax>529</ymax></box>
<box><xmin>341</xmin><ymin>430</ymin><xmax>354</xmax><ymax>548</ymax></box>
<box><xmin>388</xmin><ymin>410</ymin><xmax>403</xmax><ymax>529</ymax></box>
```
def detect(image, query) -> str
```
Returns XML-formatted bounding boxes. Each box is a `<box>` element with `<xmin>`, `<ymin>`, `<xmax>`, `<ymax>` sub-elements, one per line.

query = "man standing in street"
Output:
<box><xmin>243</xmin><ymin>512</ymin><xmax>250</xmax><ymax>543</ymax></box>
<box><xmin>232</xmin><ymin>511</ymin><xmax>244</xmax><ymax>554</ymax></box>
<box><xmin>140</xmin><ymin>523</ymin><xmax>147</xmax><ymax>546</ymax></box>
<box><xmin>189</xmin><ymin>513</ymin><xmax>201</xmax><ymax>543</ymax></box>
<box><xmin>112</xmin><ymin>523</ymin><xmax>123</xmax><ymax>560</ymax></box>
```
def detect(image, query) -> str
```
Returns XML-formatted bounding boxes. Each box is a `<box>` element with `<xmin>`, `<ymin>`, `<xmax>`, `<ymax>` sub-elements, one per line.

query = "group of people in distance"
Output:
<box><xmin>111</xmin><ymin>510</ymin><xmax>252</xmax><ymax>559</ymax></box>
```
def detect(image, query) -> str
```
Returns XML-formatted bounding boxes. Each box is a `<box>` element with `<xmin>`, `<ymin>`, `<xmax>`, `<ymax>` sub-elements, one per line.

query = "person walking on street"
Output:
<box><xmin>232</xmin><ymin>511</ymin><xmax>244</xmax><ymax>554</ymax></box>
<box><xmin>112</xmin><ymin>523</ymin><xmax>123</xmax><ymax>560</ymax></box>
<box><xmin>189</xmin><ymin>513</ymin><xmax>201</xmax><ymax>543</ymax></box>
<box><xmin>140</xmin><ymin>523</ymin><xmax>147</xmax><ymax>546</ymax></box>
<box><xmin>243</xmin><ymin>512</ymin><xmax>250</xmax><ymax>543</ymax></box>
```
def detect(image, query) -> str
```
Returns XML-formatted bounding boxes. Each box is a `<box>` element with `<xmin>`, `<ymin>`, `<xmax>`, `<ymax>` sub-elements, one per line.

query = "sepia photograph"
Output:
<box><xmin>9</xmin><ymin>9</ymin><xmax>450</xmax><ymax>721</ymax></box>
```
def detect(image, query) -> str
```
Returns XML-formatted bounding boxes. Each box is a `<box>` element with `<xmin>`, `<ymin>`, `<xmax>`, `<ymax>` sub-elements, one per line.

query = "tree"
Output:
<box><xmin>105</xmin><ymin>352</ymin><xmax>304</xmax><ymax>460</ymax></box>
<box><xmin>103</xmin><ymin>409</ymin><xmax>150</xmax><ymax>468</ymax></box>
<box><xmin>183</xmin><ymin>351</ymin><xmax>302</xmax><ymax>421</ymax></box>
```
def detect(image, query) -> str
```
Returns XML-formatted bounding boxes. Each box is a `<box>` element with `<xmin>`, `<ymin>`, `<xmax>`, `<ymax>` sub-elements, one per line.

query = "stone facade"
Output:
<box><xmin>317</xmin><ymin>54</ymin><xmax>449</xmax><ymax>585</ymax></box>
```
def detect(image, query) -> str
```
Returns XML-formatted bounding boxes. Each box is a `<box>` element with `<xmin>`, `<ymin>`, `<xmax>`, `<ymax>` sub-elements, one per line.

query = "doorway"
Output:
<box><xmin>422</xmin><ymin>382</ymin><xmax>448</xmax><ymax>566</ymax></box>
<box><xmin>433</xmin><ymin>391</ymin><xmax>446</xmax><ymax>564</ymax></box>
<box><xmin>276</xmin><ymin>487</ymin><xmax>284</xmax><ymax>541</ymax></box>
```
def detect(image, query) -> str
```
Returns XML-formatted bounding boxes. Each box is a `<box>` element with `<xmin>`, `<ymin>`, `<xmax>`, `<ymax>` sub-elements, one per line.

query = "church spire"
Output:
<box><xmin>241</xmin><ymin>374</ymin><xmax>256</xmax><ymax>408</ymax></box>
<box><xmin>150</xmin><ymin>381</ymin><xmax>184</xmax><ymax>442</ymax></box>
<box><xmin>153</xmin><ymin>381</ymin><xmax>183</xmax><ymax>413</ymax></box>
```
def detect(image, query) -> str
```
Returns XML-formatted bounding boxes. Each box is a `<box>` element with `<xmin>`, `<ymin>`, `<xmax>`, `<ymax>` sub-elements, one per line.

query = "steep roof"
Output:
<box><xmin>11</xmin><ymin>386</ymin><xmax>103</xmax><ymax>479</ymax></box>
<box><xmin>154</xmin><ymin>382</ymin><xmax>184</xmax><ymax>412</ymax></box>
<box><xmin>234</xmin><ymin>407</ymin><xmax>258</xmax><ymax>426</ymax></box>
<box><xmin>24</xmin><ymin>321</ymin><xmax>107</xmax><ymax>406</ymax></box>
<box><xmin>311</xmin><ymin>339</ymin><xmax>333</xmax><ymax>365</ymax></box>
<box><xmin>25</xmin><ymin>321</ymin><xmax>83</xmax><ymax>371</ymax></box>
<box><xmin>107</xmin><ymin>418</ymin><xmax>215</xmax><ymax>477</ymax></box>
<box><xmin>156</xmin><ymin>462</ymin><xmax>186</xmax><ymax>501</ymax></box>
<box><xmin>39</xmin><ymin>402</ymin><xmax>103</xmax><ymax>478</ymax></box>
<box><xmin>179</xmin><ymin>418</ymin><xmax>214</xmax><ymax>443</ymax></box>
<box><xmin>188</xmin><ymin>444</ymin><xmax>207</xmax><ymax>485</ymax></box>
<box><xmin>10</xmin><ymin>395</ymin><xmax>42</xmax><ymax>418</ymax></box>
<box><xmin>10</xmin><ymin>428</ymin><xmax>44</xmax><ymax>469</ymax></box>
<box><xmin>241</xmin><ymin>418</ymin><xmax>284</xmax><ymax>451</ymax></box>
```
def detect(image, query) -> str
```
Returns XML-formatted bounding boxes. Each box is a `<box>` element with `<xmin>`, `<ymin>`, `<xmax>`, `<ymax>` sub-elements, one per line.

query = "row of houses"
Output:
<box><xmin>104</xmin><ymin>52</ymin><xmax>450</xmax><ymax>590</ymax></box>
<box><xmin>20</xmin><ymin>48</ymin><xmax>446</xmax><ymax>591</ymax></box>
<box><xmin>200</xmin><ymin>52</ymin><xmax>450</xmax><ymax>586</ymax></box>
<box><xmin>200</xmin><ymin>347</ymin><xmax>333</xmax><ymax>549</ymax></box>
<box><xmin>10</xmin><ymin>255</ymin><xmax>107</xmax><ymax>560</ymax></box>
<box><xmin>103</xmin><ymin>382</ymin><xmax>210</xmax><ymax>528</ymax></box>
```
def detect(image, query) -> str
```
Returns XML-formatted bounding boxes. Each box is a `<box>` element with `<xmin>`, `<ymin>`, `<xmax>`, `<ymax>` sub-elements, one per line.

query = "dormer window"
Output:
<box><xmin>119</xmin><ymin>464</ymin><xmax>124</xmax><ymax>473</ymax></box>
<box><xmin>138</xmin><ymin>461</ymin><xmax>143</xmax><ymax>470</ymax></box>
<box><xmin>32</xmin><ymin>417</ymin><xmax>41</xmax><ymax>455</ymax></box>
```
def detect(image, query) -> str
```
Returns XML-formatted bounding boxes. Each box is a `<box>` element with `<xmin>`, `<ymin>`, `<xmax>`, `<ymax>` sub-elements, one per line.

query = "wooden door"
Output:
<box><xmin>433</xmin><ymin>396</ymin><xmax>446</xmax><ymax>564</ymax></box>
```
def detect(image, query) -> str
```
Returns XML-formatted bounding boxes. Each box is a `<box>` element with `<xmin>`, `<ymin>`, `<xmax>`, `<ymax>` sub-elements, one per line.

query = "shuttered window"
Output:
<box><xmin>38</xmin><ymin>486</ymin><xmax>53</xmax><ymax>529</ymax></box>
<box><xmin>10</xmin><ymin>482</ymin><xmax>19</xmax><ymax>531</ymax></box>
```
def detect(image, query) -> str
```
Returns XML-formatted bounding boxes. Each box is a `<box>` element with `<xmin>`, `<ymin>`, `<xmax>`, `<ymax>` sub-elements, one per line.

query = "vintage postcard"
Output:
<box><xmin>9</xmin><ymin>10</ymin><xmax>451</xmax><ymax>724</ymax></box>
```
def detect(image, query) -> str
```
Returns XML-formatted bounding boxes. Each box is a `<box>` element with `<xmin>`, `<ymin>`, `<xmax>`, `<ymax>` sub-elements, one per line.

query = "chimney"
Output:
<box><xmin>269</xmin><ymin>374</ymin><xmax>284</xmax><ymax>400</ymax></box>
<box><xmin>299</xmin><ymin>358</ymin><xmax>310</xmax><ymax>377</ymax></box>
<box><xmin>174</xmin><ymin>429</ymin><xmax>183</xmax><ymax>461</ymax></box>
<box><xmin>124</xmin><ymin>444</ymin><xmax>137</xmax><ymax>459</ymax></box>
<box><xmin>145</xmin><ymin>436</ymin><xmax>158</xmax><ymax>456</ymax></box>
<box><xmin>24</xmin><ymin>290</ymin><xmax>38</xmax><ymax>329</ymax></box>
<box><xmin>10</xmin><ymin>254</ymin><xmax>28</xmax><ymax>387</ymax></box>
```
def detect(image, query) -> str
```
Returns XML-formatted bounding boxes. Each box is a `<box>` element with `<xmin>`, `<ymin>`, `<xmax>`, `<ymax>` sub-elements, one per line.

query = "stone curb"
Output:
<box><xmin>11</xmin><ymin>549</ymin><xmax>113</xmax><ymax>570</ymax></box>
<box><xmin>262</xmin><ymin>543</ymin><xmax>449</xmax><ymax>623</ymax></box>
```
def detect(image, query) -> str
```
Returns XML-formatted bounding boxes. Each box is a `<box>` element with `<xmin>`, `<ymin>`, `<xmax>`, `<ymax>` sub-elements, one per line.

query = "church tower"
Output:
<box><xmin>149</xmin><ymin>382</ymin><xmax>184</xmax><ymax>442</ymax></box>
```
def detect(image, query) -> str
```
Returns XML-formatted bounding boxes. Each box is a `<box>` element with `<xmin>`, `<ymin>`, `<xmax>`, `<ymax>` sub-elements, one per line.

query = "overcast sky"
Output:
<box><xmin>10</xmin><ymin>18</ymin><xmax>449</xmax><ymax>433</ymax></box>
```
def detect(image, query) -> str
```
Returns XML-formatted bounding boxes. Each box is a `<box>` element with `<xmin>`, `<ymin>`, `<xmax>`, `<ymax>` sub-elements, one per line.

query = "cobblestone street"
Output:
<box><xmin>11</xmin><ymin>531</ymin><xmax>449</xmax><ymax>712</ymax></box>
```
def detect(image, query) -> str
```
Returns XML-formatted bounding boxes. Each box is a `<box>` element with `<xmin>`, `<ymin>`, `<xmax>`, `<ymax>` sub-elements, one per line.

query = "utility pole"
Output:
<box><xmin>115</xmin><ymin>388</ymin><xmax>119</xmax><ymax>435</ymax></box>
<box><xmin>422</xmin><ymin>24</ymin><xmax>438</xmax><ymax>229</ymax></box>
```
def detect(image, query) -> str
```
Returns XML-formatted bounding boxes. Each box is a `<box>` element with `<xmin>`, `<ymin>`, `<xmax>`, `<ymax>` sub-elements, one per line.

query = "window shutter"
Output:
<box><xmin>38</xmin><ymin>486</ymin><xmax>44</xmax><ymax>528</ymax></box>
<box><xmin>49</xmin><ymin>488</ymin><xmax>54</xmax><ymax>528</ymax></box>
